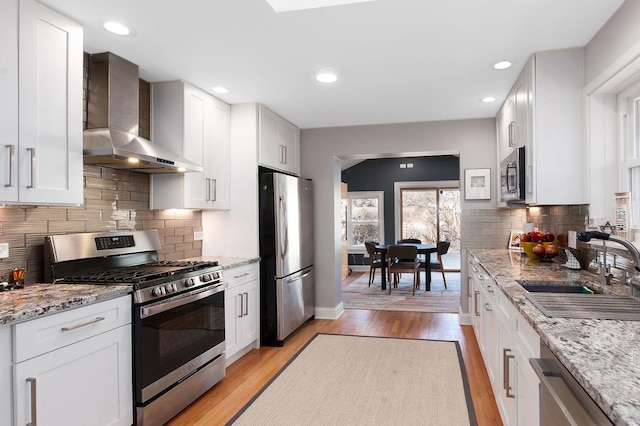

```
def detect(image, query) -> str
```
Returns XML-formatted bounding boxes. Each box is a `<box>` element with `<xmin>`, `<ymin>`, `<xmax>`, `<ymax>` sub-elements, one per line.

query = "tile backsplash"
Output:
<box><xmin>0</xmin><ymin>165</ymin><xmax>202</xmax><ymax>285</ymax></box>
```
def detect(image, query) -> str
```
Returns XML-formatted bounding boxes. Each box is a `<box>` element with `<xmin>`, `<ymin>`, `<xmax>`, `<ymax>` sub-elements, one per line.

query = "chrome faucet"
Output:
<box><xmin>578</xmin><ymin>231</ymin><xmax>640</xmax><ymax>298</ymax></box>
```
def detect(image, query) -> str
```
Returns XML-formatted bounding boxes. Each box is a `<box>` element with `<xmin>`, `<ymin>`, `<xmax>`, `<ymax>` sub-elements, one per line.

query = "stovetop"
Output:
<box><xmin>59</xmin><ymin>260</ymin><xmax>219</xmax><ymax>285</ymax></box>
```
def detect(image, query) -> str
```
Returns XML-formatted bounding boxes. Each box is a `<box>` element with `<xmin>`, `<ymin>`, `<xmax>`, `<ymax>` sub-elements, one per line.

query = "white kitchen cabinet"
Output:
<box><xmin>12</xmin><ymin>296</ymin><xmax>132</xmax><ymax>426</ymax></box>
<box><xmin>469</xmin><ymin>254</ymin><xmax>540</xmax><ymax>426</ymax></box>
<box><xmin>151</xmin><ymin>80</ymin><xmax>230</xmax><ymax>210</ymax></box>
<box><xmin>0</xmin><ymin>0</ymin><xmax>83</xmax><ymax>206</ymax></box>
<box><xmin>258</xmin><ymin>104</ymin><xmax>300</xmax><ymax>176</ymax></box>
<box><xmin>498</xmin><ymin>49</ymin><xmax>583</xmax><ymax>205</ymax></box>
<box><xmin>1</xmin><ymin>326</ymin><xmax>12</xmax><ymax>426</ymax></box>
<box><xmin>224</xmin><ymin>263</ymin><xmax>260</xmax><ymax>365</ymax></box>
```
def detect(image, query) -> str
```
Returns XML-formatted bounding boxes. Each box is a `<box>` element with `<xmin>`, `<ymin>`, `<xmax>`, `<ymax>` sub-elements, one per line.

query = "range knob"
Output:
<box><xmin>152</xmin><ymin>286</ymin><xmax>166</xmax><ymax>297</ymax></box>
<box><xmin>166</xmin><ymin>283</ymin><xmax>177</xmax><ymax>293</ymax></box>
<box><xmin>201</xmin><ymin>273</ymin><xmax>212</xmax><ymax>283</ymax></box>
<box><xmin>184</xmin><ymin>278</ymin><xmax>196</xmax><ymax>287</ymax></box>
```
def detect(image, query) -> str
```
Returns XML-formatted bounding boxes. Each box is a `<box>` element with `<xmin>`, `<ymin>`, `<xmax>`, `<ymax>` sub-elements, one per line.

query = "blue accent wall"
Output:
<box><xmin>342</xmin><ymin>155</ymin><xmax>459</xmax><ymax>250</ymax></box>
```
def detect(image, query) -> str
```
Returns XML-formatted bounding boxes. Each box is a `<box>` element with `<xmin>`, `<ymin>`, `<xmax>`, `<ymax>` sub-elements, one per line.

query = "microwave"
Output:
<box><xmin>499</xmin><ymin>146</ymin><xmax>525</xmax><ymax>203</ymax></box>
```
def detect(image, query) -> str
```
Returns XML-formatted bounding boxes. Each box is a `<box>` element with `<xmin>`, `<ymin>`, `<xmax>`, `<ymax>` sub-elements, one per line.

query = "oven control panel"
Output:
<box><xmin>95</xmin><ymin>235</ymin><xmax>136</xmax><ymax>250</ymax></box>
<box><xmin>134</xmin><ymin>268</ymin><xmax>224</xmax><ymax>304</ymax></box>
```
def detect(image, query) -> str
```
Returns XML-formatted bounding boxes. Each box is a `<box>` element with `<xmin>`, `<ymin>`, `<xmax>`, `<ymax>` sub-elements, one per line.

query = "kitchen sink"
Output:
<box><xmin>517</xmin><ymin>280</ymin><xmax>640</xmax><ymax>320</ymax></box>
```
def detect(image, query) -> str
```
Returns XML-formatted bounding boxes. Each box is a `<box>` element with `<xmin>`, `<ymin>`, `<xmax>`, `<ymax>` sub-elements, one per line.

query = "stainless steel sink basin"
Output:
<box><xmin>517</xmin><ymin>279</ymin><xmax>640</xmax><ymax>320</ymax></box>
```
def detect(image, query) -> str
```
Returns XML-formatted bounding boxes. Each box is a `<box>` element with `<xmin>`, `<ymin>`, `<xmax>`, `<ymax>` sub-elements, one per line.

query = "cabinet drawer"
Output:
<box><xmin>14</xmin><ymin>295</ymin><xmax>131</xmax><ymax>362</ymax></box>
<box><xmin>225</xmin><ymin>263</ymin><xmax>259</xmax><ymax>289</ymax></box>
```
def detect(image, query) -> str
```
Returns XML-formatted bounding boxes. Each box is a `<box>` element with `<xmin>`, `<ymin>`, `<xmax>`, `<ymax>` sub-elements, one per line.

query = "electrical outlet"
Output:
<box><xmin>194</xmin><ymin>231</ymin><xmax>203</xmax><ymax>241</ymax></box>
<box><xmin>0</xmin><ymin>243</ymin><xmax>8</xmax><ymax>259</ymax></box>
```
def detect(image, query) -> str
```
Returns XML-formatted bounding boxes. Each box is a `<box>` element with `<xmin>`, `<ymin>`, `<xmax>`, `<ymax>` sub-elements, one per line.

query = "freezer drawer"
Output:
<box><xmin>276</xmin><ymin>266</ymin><xmax>314</xmax><ymax>341</ymax></box>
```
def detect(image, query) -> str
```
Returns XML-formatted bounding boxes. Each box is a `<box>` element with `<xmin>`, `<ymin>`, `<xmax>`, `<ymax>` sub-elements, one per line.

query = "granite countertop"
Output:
<box><xmin>471</xmin><ymin>249</ymin><xmax>640</xmax><ymax>425</ymax></box>
<box><xmin>185</xmin><ymin>256</ymin><xmax>260</xmax><ymax>269</ymax></box>
<box><xmin>0</xmin><ymin>284</ymin><xmax>132</xmax><ymax>326</ymax></box>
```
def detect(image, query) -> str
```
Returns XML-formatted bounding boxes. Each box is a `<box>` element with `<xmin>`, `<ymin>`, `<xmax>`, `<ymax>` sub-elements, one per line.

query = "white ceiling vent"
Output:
<box><xmin>265</xmin><ymin>0</ymin><xmax>375</xmax><ymax>13</ymax></box>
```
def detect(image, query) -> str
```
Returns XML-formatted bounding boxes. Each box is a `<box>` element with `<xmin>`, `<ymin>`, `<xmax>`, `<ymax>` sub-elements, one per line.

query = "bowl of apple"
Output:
<box><xmin>520</xmin><ymin>232</ymin><xmax>559</xmax><ymax>261</ymax></box>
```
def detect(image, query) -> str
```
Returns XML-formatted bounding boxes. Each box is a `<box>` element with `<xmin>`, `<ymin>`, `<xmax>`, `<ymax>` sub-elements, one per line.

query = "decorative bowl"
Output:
<box><xmin>520</xmin><ymin>241</ymin><xmax>555</xmax><ymax>261</ymax></box>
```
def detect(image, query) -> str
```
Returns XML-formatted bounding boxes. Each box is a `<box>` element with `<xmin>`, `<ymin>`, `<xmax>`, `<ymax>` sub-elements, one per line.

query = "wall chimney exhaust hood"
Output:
<box><xmin>83</xmin><ymin>52</ymin><xmax>202</xmax><ymax>173</ymax></box>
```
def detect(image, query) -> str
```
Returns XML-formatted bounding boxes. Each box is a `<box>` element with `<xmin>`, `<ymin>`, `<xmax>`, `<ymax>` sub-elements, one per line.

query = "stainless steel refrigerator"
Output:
<box><xmin>259</xmin><ymin>171</ymin><xmax>315</xmax><ymax>347</ymax></box>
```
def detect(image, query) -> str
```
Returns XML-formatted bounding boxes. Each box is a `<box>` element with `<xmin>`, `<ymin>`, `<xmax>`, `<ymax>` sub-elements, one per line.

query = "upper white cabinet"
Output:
<box><xmin>151</xmin><ymin>81</ymin><xmax>230</xmax><ymax>210</ymax></box>
<box><xmin>0</xmin><ymin>0</ymin><xmax>83</xmax><ymax>206</ymax></box>
<box><xmin>258</xmin><ymin>104</ymin><xmax>300</xmax><ymax>176</ymax></box>
<box><xmin>497</xmin><ymin>49</ymin><xmax>583</xmax><ymax>205</ymax></box>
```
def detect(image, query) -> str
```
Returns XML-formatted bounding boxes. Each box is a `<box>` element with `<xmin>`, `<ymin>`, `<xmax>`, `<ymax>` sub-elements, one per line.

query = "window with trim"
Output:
<box><xmin>347</xmin><ymin>191</ymin><xmax>384</xmax><ymax>250</ymax></box>
<box><xmin>619</xmin><ymin>82</ymin><xmax>640</xmax><ymax>228</ymax></box>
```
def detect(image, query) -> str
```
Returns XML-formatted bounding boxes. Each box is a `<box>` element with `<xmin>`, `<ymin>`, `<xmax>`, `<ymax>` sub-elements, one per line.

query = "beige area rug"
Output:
<box><xmin>228</xmin><ymin>334</ymin><xmax>477</xmax><ymax>426</ymax></box>
<box><xmin>342</xmin><ymin>271</ymin><xmax>461</xmax><ymax>313</ymax></box>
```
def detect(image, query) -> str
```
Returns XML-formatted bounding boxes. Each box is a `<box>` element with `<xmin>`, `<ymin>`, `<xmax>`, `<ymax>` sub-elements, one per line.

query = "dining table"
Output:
<box><xmin>375</xmin><ymin>243</ymin><xmax>438</xmax><ymax>291</ymax></box>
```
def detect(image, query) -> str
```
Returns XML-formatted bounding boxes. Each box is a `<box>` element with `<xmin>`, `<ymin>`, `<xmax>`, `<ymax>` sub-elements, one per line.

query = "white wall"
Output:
<box><xmin>300</xmin><ymin>118</ymin><xmax>496</xmax><ymax>315</ymax></box>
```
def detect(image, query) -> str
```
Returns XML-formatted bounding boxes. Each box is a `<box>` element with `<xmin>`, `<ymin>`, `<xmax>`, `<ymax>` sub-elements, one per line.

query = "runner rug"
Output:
<box><xmin>227</xmin><ymin>334</ymin><xmax>477</xmax><ymax>426</ymax></box>
<box><xmin>342</xmin><ymin>272</ymin><xmax>461</xmax><ymax>313</ymax></box>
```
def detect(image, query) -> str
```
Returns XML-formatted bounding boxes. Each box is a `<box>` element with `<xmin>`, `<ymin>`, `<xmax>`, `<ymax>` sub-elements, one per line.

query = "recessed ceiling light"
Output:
<box><xmin>266</xmin><ymin>0</ymin><xmax>375</xmax><ymax>13</ymax></box>
<box><xmin>316</xmin><ymin>68</ymin><xmax>338</xmax><ymax>83</ymax></box>
<box><xmin>493</xmin><ymin>60</ymin><xmax>512</xmax><ymax>70</ymax></box>
<box><xmin>481</xmin><ymin>97</ymin><xmax>496</xmax><ymax>103</ymax></box>
<box><xmin>103</xmin><ymin>21</ymin><xmax>131</xmax><ymax>36</ymax></box>
<box><xmin>212</xmin><ymin>86</ymin><xmax>230</xmax><ymax>94</ymax></box>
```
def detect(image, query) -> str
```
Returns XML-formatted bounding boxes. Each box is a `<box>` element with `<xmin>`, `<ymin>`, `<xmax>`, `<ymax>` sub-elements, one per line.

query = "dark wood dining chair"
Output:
<box><xmin>386</xmin><ymin>244</ymin><xmax>419</xmax><ymax>295</ymax></box>
<box><xmin>420</xmin><ymin>241</ymin><xmax>450</xmax><ymax>288</ymax></box>
<box><xmin>364</xmin><ymin>241</ymin><xmax>382</xmax><ymax>286</ymax></box>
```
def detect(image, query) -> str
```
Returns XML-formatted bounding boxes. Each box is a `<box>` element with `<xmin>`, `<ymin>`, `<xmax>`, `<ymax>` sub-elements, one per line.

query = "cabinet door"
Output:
<box><xmin>183</xmin><ymin>84</ymin><xmax>209</xmax><ymax>209</ymax></box>
<box><xmin>516</xmin><ymin>348</ymin><xmax>540</xmax><ymax>426</ymax></box>
<box><xmin>279</xmin><ymin>118</ymin><xmax>300</xmax><ymax>175</ymax></box>
<box><xmin>258</xmin><ymin>105</ymin><xmax>282</xmax><ymax>169</ymax></box>
<box><xmin>14</xmin><ymin>325</ymin><xmax>132</xmax><ymax>426</ymax></box>
<box><xmin>209</xmin><ymin>97</ymin><xmax>230</xmax><ymax>209</ymax></box>
<box><xmin>496</xmin><ymin>319</ymin><xmax>517</xmax><ymax>425</ymax></box>
<box><xmin>243</xmin><ymin>279</ymin><xmax>259</xmax><ymax>345</ymax></box>
<box><xmin>0</xmin><ymin>0</ymin><xmax>19</xmax><ymax>202</ymax></box>
<box><xmin>224</xmin><ymin>284</ymin><xmax>242</xmax><ymax>359</ymax></box>
<box><xmin>0</xmin><ymin>326</ymin><xmax>11</xmax><ymax>426</ymax></box>
<box><xmin>18</xmin><ymin>0</ymin><xmax>83</xmax><ymax>205</ymax></box>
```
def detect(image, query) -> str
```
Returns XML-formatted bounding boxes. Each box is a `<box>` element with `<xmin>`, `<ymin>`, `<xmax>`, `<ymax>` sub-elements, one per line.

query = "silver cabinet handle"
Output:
<box><xmin>27</xmin><ymin>377</ymin><xmax>37</xmax><ymax>426</ymax></box>
<box><xmin>484</xmin><ymin>303</ymin><xmax>492</xmax><ymax>312</ymax></box>
<box><xmin>487</xmin><ymin>285</ymin><xmax>495</xmax><ymax>293</ymax></box>
<box><xmin>233</xmin><ymin>272</ymin><xmax>251</xmax><ymax>279</ymax></box>
<box><xmin>211</xmin><ymin>178</ymin><xmax>217</xmax><ymax>201</ymax></box>
<box><xmin>206</xmin><ymin>178</ymin><xmax>211</xmax><ymax>201</ymax></box>
<box><xmin>243</xmin><ymin>292</ymin><xmax>249</xmax><ymax>316</ymax></box>
<box><xmin>472</xmin><ymin>267</ymin><xmax>478</xmax><ymax>272</ymax></box>
<box><xmin>5</xmin><ymin>144</ymin><xmax>14</xmax><ymax>188</ymax></box>
<box><xmin>27</xmin><ymin>147</ymin><xmax>35</xmax><ymax>189</ymax></box>
<box><xmin>238</xmin><ymin>294</ymin><xmax>244</xmax><ymax>318</ymax></box>
<box><xmin>503</xmin><ymin>348</ymin><xmax>515</xmax><ymax>398</ymax></box>
<box><xmin>474</xmin><ymin>291</ymin><xmax>480</xmax><ymax>316</ymax></box>
<box><xmin>477</xmin><ymin>274</ymin><xmax>485</xmax><ymax>281</ymax></box>
<box><xmin>61</xmin><ymin>316</ymin><xmax>105</xmax><ymax>331</ymax></box>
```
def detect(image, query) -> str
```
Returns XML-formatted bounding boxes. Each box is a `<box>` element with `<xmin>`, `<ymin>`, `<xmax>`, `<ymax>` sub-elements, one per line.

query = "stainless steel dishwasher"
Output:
<box><xmin>530</xmin><ymin>343</ymin><xmax>613</xmax><ymax>425</ymax></box>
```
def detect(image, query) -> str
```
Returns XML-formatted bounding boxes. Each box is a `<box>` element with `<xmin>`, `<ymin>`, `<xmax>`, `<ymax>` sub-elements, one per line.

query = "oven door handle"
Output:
<box><xmin>139</xmin><ymin>282</ymin><xmax>227</xmax><ymax>319</ymax></box>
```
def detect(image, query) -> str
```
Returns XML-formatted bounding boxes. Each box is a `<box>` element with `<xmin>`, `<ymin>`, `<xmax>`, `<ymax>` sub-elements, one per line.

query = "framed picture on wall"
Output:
<box><xmin>464</xmin><ymin>168</ymin><xmax>490</xmax><ymax>200</ymax></box>
<box><xmin>507</xmin><ymin>229</ymin><xmax>523</xmax><ymax>250</ymax></box>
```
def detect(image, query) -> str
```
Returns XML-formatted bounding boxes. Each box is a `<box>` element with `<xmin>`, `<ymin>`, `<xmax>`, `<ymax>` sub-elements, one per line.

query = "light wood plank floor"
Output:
<box><xmin>168</xmin><ymin>274</ymin><xmax>503</xmax><ymax>426</ymax></box>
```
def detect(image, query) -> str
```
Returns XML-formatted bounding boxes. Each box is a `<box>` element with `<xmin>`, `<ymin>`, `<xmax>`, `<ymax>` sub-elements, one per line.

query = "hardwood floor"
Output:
<box><xmin>168</xmin><ymin>274</ymin><xmax>503</xmax><ymax>425</ymax></box>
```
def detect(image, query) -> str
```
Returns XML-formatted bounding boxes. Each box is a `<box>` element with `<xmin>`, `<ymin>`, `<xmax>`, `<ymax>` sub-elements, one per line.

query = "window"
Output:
<box><xmin>347</xmin><ymin>191</ymin><xmax>384</xmax><ymax>250</ymax></box>
<box><xmin>619</xmin><ymin>82</ymin><xmax>640</xmax><ymax>228</ymax></box>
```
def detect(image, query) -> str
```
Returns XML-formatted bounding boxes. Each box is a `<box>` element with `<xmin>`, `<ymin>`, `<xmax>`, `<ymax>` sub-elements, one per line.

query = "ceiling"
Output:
<box><xmin>39</xmin><ymin>0</ymin><xmax>624</xmax><ymax>129</ymax></box>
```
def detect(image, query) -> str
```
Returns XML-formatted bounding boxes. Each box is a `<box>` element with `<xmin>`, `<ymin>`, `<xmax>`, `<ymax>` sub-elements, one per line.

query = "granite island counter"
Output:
<box><xmin>470</xmin><ymin>248</ymin><xmax>640</xmax><ymax>425</ymax></box>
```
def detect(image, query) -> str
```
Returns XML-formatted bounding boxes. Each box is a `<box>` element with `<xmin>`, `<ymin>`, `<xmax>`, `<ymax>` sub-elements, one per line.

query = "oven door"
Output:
<box><xmin>134</xmin><ymin>282</ymin><xmax>227</xmax><ymax>404</ymax></box>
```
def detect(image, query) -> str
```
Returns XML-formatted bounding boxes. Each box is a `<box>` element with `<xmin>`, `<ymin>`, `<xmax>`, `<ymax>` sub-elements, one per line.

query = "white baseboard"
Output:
<box><xmin>458</xmin><ymin>309</ymin><xmax>472</xmax><ymax>326</ymax></box>
<box><xmin>314</xmin><ymin>302</ymin><xmax>344</xmax><ymax>320</ymax></box>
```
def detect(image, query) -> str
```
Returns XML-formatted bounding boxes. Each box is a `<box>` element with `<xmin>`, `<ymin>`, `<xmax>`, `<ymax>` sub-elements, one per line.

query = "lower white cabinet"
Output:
<box><xmin>225</xmin><ymin>263</ymin><xmax>260</xmax><ymax>365</ymax></box>
<box><xmin>1</xmin><ymin>326</ymin><xmax>11</xmax><ymax>426</ymax></box>
<box><xmin>12</xmin><ymin>295</ymin><xmax>132</xmax><ymax>426</ymax></box>
<box><xmin>469</xmin><ymin>254</ymin><xmax>540</xmax><ymax>426</ymax></box>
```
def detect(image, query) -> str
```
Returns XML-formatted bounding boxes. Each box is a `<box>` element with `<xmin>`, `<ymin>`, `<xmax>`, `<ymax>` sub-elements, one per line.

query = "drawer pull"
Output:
<box><xmin>484</xmin><ymin>303</ymin><xmax>492</xmax><ymax>312</ymax></box>
<box><xmin>474</xmin><ymin>291</ymin><xmax>480</xmax><ymax>316</ymax></box>
<box><xmin>27</xmin><ymin>377</ymin><xmax>37</xmax><ymax>426</ymax></box>
<box><xmin>233</xmin><ymin>272</ymin><xmax>251</xmax><ymax>279</ymax></box>
<box><xmin>61</xmin><ymin>316</ymin><xmax>105</xmax><ymax>332</ymax></box>
<box><xmin>487</xmin><ymin>285</ymin><xmax>495</xmax><ymax>293</ymax></box>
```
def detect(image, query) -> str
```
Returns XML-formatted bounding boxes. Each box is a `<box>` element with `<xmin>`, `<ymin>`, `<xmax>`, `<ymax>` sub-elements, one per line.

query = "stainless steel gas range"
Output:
<box><xmin>44</xmin><ymin>230</ymin><xmax>227</xmax><ymax>426</ymax></box>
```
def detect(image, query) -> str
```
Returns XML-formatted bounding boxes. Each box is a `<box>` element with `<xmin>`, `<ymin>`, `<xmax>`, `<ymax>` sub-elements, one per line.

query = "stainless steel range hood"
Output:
<box><xmin>84</xmin><ymin>52</ymin><xmax>202</xmax><ymax>173</ymax></box>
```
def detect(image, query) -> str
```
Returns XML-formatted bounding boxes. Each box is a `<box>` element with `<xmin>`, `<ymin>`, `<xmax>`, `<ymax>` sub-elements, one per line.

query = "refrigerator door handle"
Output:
<box><xmin>279</xmin><ymin>195</ymin><xmax>289</xmax><ymax>260</ymax></box>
